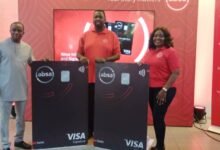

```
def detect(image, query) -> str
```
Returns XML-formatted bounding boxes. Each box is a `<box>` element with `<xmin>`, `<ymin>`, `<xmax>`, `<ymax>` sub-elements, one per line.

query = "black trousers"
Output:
<box><xmin>149</xmin><ymin>87</ymin><xmax>176</xmax><ymax>149</ymax></box>
<box><xmin>88</xmin><ymin>83</ymin><xmax>95</xmax><ymax>137</ymax></box>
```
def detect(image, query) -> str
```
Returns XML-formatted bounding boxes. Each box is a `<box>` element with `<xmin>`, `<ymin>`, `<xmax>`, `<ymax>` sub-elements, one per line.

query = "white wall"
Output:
<box><xmin>195</xmin><ymin>0</ymin><xmax>215</xmax><ymax>117</ymax></box>
<box><xmin>0</xmin><ymin>0</ymin><xmax>18</xmax><ymax>40</ymax></box>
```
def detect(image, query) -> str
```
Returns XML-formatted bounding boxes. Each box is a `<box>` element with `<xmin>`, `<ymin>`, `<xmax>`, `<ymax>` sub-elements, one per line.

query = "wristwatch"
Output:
<box><xmin>162</xmin><ymin>87</ymin><xmax>168</xmax><ymax>92</ymax></box>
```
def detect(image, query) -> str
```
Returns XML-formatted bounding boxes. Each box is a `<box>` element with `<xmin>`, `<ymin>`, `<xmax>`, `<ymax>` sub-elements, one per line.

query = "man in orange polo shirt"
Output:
<box><xmin>77</xmin><ymin>10</ymin><xmax>120</xmax><ymax>138</ymax></box>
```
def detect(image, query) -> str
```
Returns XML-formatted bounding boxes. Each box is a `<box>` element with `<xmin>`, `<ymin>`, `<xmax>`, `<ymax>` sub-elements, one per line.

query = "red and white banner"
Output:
<box><xmin>211</xmin><ymin>0</ymin><xmax>220</xmax><ymax>126</ymax></box>
<box><xmin>19</xmin><ymin>0</ymin><xmax>198</xmax><ymax>126</ymax></box>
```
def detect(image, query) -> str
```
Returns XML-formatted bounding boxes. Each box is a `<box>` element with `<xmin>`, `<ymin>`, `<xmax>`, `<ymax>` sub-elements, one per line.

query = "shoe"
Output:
<box><xmin>147</xmin><ymin>136</ymin><xmax>154</xmax><ymax>150</ymax></box>
<box><xmin>11</xmin><ymin>105</ymin><xmax>16</xmax><ymax>118</ymax></box>
<box><xmin>150</xmin><ymin>146</ymin><xmax>165</xmax><ymax>150</ymax></box>
<box><xmin>151</xmin><ymin>146</ymin><xmax>157</xmax><ymax>150</ymax></box>
<box><xmin>14</xmin><ymin>141</ymin><xmax>32</xmax><ymax>149</ymax></box>
<box><xmin>10</xmin><ymin>114</ymin><xmax>15</xmax><ymax>119</ymax></box>
<box><xmin>3</xmin><ymin>148</ymin><xmax>10</xmax><ymax>150</ymax></box>
<box><xmin>88</xmin><ymin>132</ymin><xmax>93</xmax><ymax>139</ymax></box>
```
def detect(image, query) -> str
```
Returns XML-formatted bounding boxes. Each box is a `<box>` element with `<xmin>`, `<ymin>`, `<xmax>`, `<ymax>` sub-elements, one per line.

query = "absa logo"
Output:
<box><xmin>35</xmin><ymin>66</ymin><xmax>54</xmax><ymax>84</ymax></box>
<box><xmin>98</xmin><ymin>67</ymin><xmax>115</xmax><ymax>84</ymax></box>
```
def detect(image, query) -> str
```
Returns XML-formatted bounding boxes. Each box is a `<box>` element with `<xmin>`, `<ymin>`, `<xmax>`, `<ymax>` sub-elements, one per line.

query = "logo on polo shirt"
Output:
<box><xmin>99</xmin><ymin>67</ymin><xmax>115</xmax><ymax>84</ymax></box>
<box><xmin>156</xmin><ymin>52</ymin><xmax>163</xmax><ymax>58</ymax></box>
<box><xmin>36</xmin><ymin>66</ymin><xmax>54</xmax><ymax>84</ymax></box>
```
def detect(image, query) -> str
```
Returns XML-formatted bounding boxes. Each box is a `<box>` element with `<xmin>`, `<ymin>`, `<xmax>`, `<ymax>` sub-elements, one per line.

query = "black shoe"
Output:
<box><xmin>11</xmin><ymin>105</ymin><xmax>16</xmax><ymax>119</ymax></box>
<box><xmin>3</xmin><ymin>148</ymin><xmax>10</xmax><ymax>150</ymax></box>
<box><xmin>150</xmin><ymin>146</ymin><xmax>157</xmax><ymax>150</ymax></box>
<box><xmin>88</xmin><ymin>132</ymin><xmax>93</xmax><ymax>139</ymax></box>
<box><xmin>14</xmin><ymin>141</ymin><xmax>32</xmax><ymax>149</ymax></box>
<box><xmin>150</xmin><ymin>146</ymin><xmax>165</xmax><ymax>150</ymax></box>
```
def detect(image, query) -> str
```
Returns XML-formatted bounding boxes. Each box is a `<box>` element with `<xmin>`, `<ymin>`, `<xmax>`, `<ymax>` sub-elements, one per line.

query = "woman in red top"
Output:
<box><xmin>143</xmin><ymin>27</ymin><xmax>180</xmax><ymax>150</ymax></box>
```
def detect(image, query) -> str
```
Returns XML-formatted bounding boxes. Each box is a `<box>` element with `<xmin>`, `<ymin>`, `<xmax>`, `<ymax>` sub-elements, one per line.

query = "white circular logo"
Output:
<box><xmin>115</xmin><ymin>22</ymin><xmax>123</xmax><ymax>30</ymax></box>
<box><xmin>99</xmin><ymin>67</ymin><xmax>115</xmax><ymax>84</ymax></box>
<box><xmin>166</xmin><ymin>0</ymin><xmax>189</xmax><ymax>11</ymax></box>
<box><xmin>36</xmin><ymin>66</ymin><xmax>54</xmax><ymax>84</ymax></box>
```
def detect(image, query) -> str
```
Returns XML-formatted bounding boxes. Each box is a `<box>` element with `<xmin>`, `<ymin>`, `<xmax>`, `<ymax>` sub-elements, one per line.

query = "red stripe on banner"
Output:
<box><xmin>212</xmin><ymin>0</ymin><xmax>220</xmax><ymax>126</ymax></box>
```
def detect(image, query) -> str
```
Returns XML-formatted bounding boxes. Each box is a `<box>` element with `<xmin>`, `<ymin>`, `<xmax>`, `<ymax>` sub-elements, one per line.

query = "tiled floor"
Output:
<box><xmin>6</xmin><ymin>118</ymin><xmax>220</xmax><ymax>150</ymax></box>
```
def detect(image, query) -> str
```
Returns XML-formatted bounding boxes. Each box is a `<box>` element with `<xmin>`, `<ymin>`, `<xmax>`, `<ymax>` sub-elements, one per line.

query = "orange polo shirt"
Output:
<box><xmin>77</xmin><ymin>28</ymin><xmax>120</xmax><ymax>83</ymax></box>
<box><xmin>143</xmin><ymin>47</ymin><xmax>179</xmax><ymax>87</ymax></box>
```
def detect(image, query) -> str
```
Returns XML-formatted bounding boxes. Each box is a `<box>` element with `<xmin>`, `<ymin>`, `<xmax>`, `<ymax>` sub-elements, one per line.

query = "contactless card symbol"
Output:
<box><xmin>99</xmin><ymin>67</ymin><xmax>115</xmax><ymax>84</ymax></box>
<box><xmin>61</xmin><ymin>70</ymin><xmax>70</xmax><ymax>82</ymax></box>
<box><xmin>78</xmin><ymin>66</ymin><xmax>85</xmax><ymax>73</ymax></box>
<box><xmin>121</xmin><ymin>73</ymin><xmax>130</xmax><ymax>85</ymax></box>
<box><xmin>36</xmin><ymin>66</ymin><xmax>54</xmax><ymax>84</ymax></box>
<box><xmin>139</xmin><ymin>69</ymin><xmax>146</xmax><ymax>77</ymax></box>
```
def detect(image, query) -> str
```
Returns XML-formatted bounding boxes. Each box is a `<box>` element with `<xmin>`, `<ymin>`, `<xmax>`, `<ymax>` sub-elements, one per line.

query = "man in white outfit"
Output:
<box><xmin>0</xmin><ymin>22</ymin><xmax>34</xmax><ymax>150</ymax></box>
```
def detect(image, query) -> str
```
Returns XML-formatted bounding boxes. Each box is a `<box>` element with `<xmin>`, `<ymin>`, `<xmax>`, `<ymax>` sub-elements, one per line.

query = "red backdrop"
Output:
<box><xmin>19</xmin><ymin>0</ymin><xmax>198</xmax><ymax>126</ymax></box>
<box><xmin>211</xmin><ymin>0</ymin><xmax>220</xmax><ymax>126</ymax></box>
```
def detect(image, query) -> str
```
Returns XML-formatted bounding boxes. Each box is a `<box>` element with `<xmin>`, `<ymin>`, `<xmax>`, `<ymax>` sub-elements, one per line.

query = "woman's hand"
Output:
<box><xmin>156</xmin><ymin>89</ymin><xmax>167</xmax><ymax>105</ymax></box>
<box><xmin>41</xmin><ymin>58</ymin><xmax>50</xmax><ymax>61</ymax></box>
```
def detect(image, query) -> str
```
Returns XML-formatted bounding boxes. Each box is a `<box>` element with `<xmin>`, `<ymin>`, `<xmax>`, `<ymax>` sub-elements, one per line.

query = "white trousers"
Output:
<box><xmin>0</xmin><ymin>101</ymin><xmax>26</xmax><ymax>149</ymax></box>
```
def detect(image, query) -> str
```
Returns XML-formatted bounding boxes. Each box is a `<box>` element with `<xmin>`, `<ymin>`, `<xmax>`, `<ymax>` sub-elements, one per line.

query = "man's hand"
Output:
<box><xmin>79</xmin><ymin>56</ymin><xmax>89</xmax><ymax>64</ymax></box>
<box><xmin>95</xmin><ymin>58</ymin><xmax>106</xmax><ymax>63</ymax></box>
<box><xmin>137</xmin><ymin>61</ymin><xmax>142</xmax><ymax>66</ymax></box>
<box><xmin>41</xmin><ymin>58</ymin><xmax>50</xmax><ymax>61</ymax></box>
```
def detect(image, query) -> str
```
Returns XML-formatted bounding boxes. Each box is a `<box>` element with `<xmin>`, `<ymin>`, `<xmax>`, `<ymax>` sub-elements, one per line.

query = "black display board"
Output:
<box><xmin>31</xmin><ymin>61</ymin><xmax>88</xmax><ymax>149</ymax></box>
<box><xmin>94</xmin><ymin>62</ymin><xmax>149</xmax><ymax>150</ymax></box>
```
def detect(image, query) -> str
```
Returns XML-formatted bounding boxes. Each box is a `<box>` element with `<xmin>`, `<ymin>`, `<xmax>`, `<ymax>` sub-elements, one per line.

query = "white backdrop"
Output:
<box><xmin>195</xmin><ymin>0</ymin><xmax>215</xmax><ymax>117</ymax></box>
<box><xmin>0</xmin><ymin>0</ymin><xmax>18</xmax><ymax>40</ymax></box>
